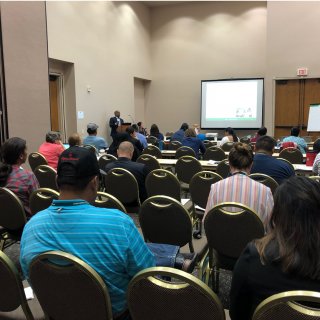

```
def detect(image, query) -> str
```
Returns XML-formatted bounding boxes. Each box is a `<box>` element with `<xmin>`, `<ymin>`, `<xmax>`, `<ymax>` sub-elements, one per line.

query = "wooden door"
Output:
<box><xmin>49</xmin><ymin>75</ymin><xmax>59</xmax><ymax>132</ymax></box>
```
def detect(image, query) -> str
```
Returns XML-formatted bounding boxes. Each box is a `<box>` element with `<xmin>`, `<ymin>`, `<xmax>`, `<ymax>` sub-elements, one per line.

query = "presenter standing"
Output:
<box><xmin>109</xmin><ymin>110</ymin><xmax>124</xmax><ymax>140</ymax></box>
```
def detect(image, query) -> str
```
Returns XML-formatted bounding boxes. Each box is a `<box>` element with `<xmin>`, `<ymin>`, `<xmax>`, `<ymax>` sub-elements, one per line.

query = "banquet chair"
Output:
<box><xmin>28</xmin><ymin>152</ymin><xmax>48</xmax><ymax>173</ymax></box>
<box><xmin>216</xmin><ymin>159</ymin><xmax>230</xmax><ymax>178</ymax></box>
<box><xmin>203</xmin><ymin>146</ymin><xmax>226</xmax><ymax>161</ymax></box>
<box><xmin>95</xmin><ymin>191</ymin><xmax>127</xmax><ymax>213</ymax></box>
<box><xmin>168</xmin><ymin>140</ymin><xmax>182</xmax><ymax>150</ymax></box>
<box><xmin>33</xmin><ymin>165</ymin><xmax>58</xmax><ymax>191</ymax></box>
<box><xmin>175</xmin><ymin>146</ymin><xmax>196</xmax><ymax>159</ymax></box>
<box><xmin>249</xmin><ymin>173</ymin><xmax>279</xmax><ymax>195</ymax></box>
<box><xmin>29</xmin><ymin>188</ymin><xmax>60</xmax><ymax>215</ymax></box>
<box><xmin>221</xmin><ymin>142</ymin><xmax>234</xmax><ymax>152</ymax></box>
<box><xmin>98</xmin><ymin>154</ymin><xmax>117</xmax><ymax>171</ymax></box>
<box><xmin>142</xmin><ymin>145</ymin><xmax>162</xmax><ymax>159</ymax></box>
<box><xmin>137</xmin><ymin>154</ymin><xmax>161</xmax><ymax>172</ymax></box>
<box><xmin>279</xmin><ymin>147</ymin><xmax>303</xmax><ymax>164</ymax></box>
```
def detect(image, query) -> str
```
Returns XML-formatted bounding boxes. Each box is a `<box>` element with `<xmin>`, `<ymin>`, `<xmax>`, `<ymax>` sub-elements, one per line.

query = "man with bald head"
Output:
<box><xmin>104</xmin><ymin>141</ymin><xmax>150</xmax><ymax>202</ymax></box>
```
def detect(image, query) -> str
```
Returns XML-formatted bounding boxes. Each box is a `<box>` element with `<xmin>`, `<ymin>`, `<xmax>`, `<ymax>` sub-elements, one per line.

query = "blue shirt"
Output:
<box><xmin>171</xmin><ymin>129</ymin><xmax>185</xmax><ymax>143</ymax></box>
<box><xmin>20</xmin><ymin>199</ymin><xmax>155</xmax><ymax>314</ymax></box>
<box><xmin>283</xmin><ymin>136</ymin><xmax>307</xmax><ymax>154</ymax></box>
<box><xmin>181</xmin><ymin>137</ymin><xmax>206</xmax><ymax>159</ymax></box>
<box><xmin>136</xmin><ymin>132</ymin><xmax>148</xmax><ymax>148</ymax></box>
<box><xmin>83</xmin><ymin>135</ymin><xmax>108</xmax><ymax>150</ymax></box>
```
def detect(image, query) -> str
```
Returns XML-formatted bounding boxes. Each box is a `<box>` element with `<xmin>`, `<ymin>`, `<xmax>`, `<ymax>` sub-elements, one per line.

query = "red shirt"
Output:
<box><xmin>38</xmin><ymin>142</ymin><xmax>64</xmax><ymax>169</ymax></box>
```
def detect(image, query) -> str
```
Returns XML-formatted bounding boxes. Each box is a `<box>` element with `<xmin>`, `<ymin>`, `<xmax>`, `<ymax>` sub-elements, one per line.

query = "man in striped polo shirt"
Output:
<box><xmin>20</xmin><ymin>146</ymin><xmax>155</xmax><ymax>317</ymax></box>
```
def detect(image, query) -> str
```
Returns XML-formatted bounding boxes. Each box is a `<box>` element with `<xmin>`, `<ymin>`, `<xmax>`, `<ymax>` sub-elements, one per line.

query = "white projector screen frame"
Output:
<box><xmin>201</xmin><ymin>78</ymin><xmax>264</xmax><ymax>129</ymax></box>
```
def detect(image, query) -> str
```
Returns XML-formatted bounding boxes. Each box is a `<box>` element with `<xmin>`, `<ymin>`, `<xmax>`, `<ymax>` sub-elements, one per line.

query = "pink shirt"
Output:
<box><xmin>38</xmin><ymin>142</ymin><xmax>64</xmax><ymax>169</ymax></box>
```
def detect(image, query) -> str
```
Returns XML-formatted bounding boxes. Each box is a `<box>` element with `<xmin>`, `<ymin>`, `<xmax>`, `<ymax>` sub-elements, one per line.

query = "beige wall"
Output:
<box><xmin>1</xmin><ymin>1</ymin><xmax>50</xmax><ymax>153</ymax></box>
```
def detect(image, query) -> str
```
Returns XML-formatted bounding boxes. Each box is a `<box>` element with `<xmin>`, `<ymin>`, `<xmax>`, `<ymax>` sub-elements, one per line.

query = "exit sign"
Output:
<box><xmin>297</xmin><ymin>67</ymin><xmax>308</xmax><ymax>76</ymax></box>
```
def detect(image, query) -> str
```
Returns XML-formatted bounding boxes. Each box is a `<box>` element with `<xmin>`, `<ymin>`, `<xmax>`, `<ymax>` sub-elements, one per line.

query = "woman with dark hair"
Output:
<box><xmin>181</xmin><ymin>128</ymin><xmax>206</xmax><ymax>159</ymax></box>
<box><xmin>312</xmin><ymin>139</ymin><xmax>320</xmax><ymax>176</ymax></box>
<box><xmin>250</xmin><ymin>126</ymin><xmax>267</xmax><ymax>143</ymax></box>
<box><xmin>149</xmin><ymin>124</ymin><xmax>164</xmax><ymax>141</ymax></box>
<box><xmin>204</xmin><ymin>142</ymin><xmax>273</xmax><ymax>227</ymax></box>
<box><xmin>0</xmin><ymin>137</ymin><xmax>39</xmax><ymax>217</ymax></box>
<box><xmin>230</xmin><ymin>176</ymin><xmax>320</xmax><ymax>320</ymax></box>
<box><xmin>220</xmin><ymin>127</ymin><xmax>239</xmax><ymax>146</ymax></box>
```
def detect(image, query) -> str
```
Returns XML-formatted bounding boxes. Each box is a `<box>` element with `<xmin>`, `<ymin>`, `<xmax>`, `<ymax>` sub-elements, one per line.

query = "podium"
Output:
<box><xmin>117</xmin><ymin>123</ymin><xmax>131</xmax><ymax>133</ymax></box>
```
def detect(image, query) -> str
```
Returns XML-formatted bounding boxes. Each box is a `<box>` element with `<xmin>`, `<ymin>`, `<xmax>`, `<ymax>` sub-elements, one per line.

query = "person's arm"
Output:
<box><xmin>199</xmin><ymin>140</ymin><xmax>206</xmax><ymax>155</ymax></box>
<box><xmin>109</xmin><ymin>117</ymin><xmax>118</xmax><ymax>129</ymax></box>
<box><xmin>264</xmin><ymin>188</ymin><xmax>274</xmax><ymax>231</ymax></box>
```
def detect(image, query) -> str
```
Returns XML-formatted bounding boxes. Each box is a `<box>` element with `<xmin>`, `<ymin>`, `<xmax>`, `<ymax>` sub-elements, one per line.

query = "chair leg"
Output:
<box><xmin>21</xmin><ymin>301</ymin><xmax>35</xmax><ymax>320</ymax></box>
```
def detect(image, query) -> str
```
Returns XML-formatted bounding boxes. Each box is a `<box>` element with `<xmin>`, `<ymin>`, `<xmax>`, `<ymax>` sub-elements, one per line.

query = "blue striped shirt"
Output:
<box><xmin>20</xmin><ymin>199</ymin><xmax>155</xmax><ymax>314</ymax></box>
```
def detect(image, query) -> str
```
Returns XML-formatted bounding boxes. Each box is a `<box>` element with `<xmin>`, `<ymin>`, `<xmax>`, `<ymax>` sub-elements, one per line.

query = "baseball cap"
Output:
<box><xmin>87</xmin><ymin>123</ymin><xmax>98</xmax><ymax>130</ymax></box>
<box><xmin>57</xmin><ymin>146</ymin><xmax>99</xmax><ymax>185</ymax></box>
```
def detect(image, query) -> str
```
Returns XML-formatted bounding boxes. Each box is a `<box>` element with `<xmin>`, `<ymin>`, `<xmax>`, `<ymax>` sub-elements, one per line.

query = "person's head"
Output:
<box><xmin>131</xmin><ymin>124</ymin><xmax>139</xmax><ymax>133</ymax></box>
<box><xmin>225</xmin><ymin>127</ymin><xmax>238</xmax><ymax>142</ymax></box>
<box><xmin>114</xmin><ymin>110</ymin><xmax>120</xmax><ymax>118</ymax></box>
<box><xmin>255</xmin><ymin>136</ymin><xmax>276</xmax><ymax>154</ymax></box>
<box><xmin>117</xmin><ymin>141</ymin><xmax>134</xmax><ymax>160</ymax></box>
<box><xmin>126</xmin><ymin>126</ymin><xmax>135</xmax><ymax>138</ymax></box>
<box><xmin>291</xmin><ymin>126</ymin><xmax>300</xmax><ymax>137</ymax></box>
<box><xmin>1</xmin><ymin>137</ymin><xmax>27</xmax><ymax>165</ymax></box>
<box><xmin>56</xmin><ymin>146</ymin><xmax>100</xmax><ymax>203</ymax></box>
<box><xmin>257</xmin><ymin>126</ymin><xmax>267</xmax><ymax>136</ymax></box>
<box><xmin>184</xmin><ymin>128</ymin><xmax>196</xmax><ymax>138</ymax></box>
<box><xmin>313</xmin><ymin>139</ymin><xmax>320</xmax><ymax>153</ymax></box>
<box><xmin>87</xmin><ymin>123</ymin><xmax>98</xmax><ymax>135</ymax></box>
<box><xmin>150</xmin><ymin>124</ymin><xmax>159</xmax><ymax>135</ymax></box>
<box><xmin>180</xmin><ymin>123</ymin><xmax>189</xmax><ymax>131</ymax></box>
<box><xmin>228</xmin><ymin>142</ymin><xmax>254</xmax><ymax>173</ymax></box>
<box><xmin>257</xmin><ymin>176</ymin><xmax>320</xmax><ymax>280</ymax></box>
<box><xmin>46</xmin><ymin>131</ymin><xmax>61</xmax><ymax>144</ymax></box>
<box><xmin>137</xmin><ymin>121</ymin><xmax>142</xmax><ymax>127</ymax></box>
<box><xmin>68</xmin><ymin>133</ymin><xmax>82</xmax><ymax>147</ymax></box>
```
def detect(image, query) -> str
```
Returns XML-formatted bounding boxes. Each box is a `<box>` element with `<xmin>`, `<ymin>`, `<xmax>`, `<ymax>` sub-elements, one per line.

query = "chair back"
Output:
<box><xmin>145</xmin><ymin>169</ymin><xmax>181</xmax><ymax>201</ymax></box>
<box><xmin>83</xmin><ymin>144</ymin><xmax>98</xmax><ymax>155</ymax></box>
<box><xmin>203</xmin><ymin>146</ymin><xmax>226</xmax><ymax>161</ymax></box>
<box><xmin>204</xmin><ymin>202</ymin><xmax>264</xmax><ymax>261</ymax></box>
<box><xmin>302</xmin><ymin>136</ymin><xmax>313</xmax><ymax>143</ymax></box>
<box><xmin>221</xmin><ymin>142</ymin><xmax>234</xmax><ymax>151</ymax></box>
<box><xmin>28</xmin><ymin>152</ymin><xmax>48</xmax><ymax>172</ymax></box>
<box><xmin>175</xmin><ymin>146</ymin><xmax>196</xmax><ymax>159</ymax></box>
<box><xmin>139</xmin><ymin>195</ymin><xmax>194</xmax><ymax>252</ymax></box>
<box><xmin>127</xmin><ymin>267</ymin><xmax>225</xmax><ymax>320</ymax></box>
<box><xmin>169</xmin><ymin>140</ymin><xmax>182</xmax><ymax>150</ymax></box>
<box><xmin>189</xmin><ymin>171</ymin><xmax>223</xmax><ymax>209</ymax></box>
<box><xmin>203</xmin><ymin>140</ymin><xmax>214</xmax><ymax>149</ymax></box>
<box><xmin>137</xmin><ymin>154</ymin><xmax>160</xmax><ymax>172</ymax></box>
<box><xmin>95</xmin><ymin>191</ymin><xmax>127</xmax><ymax>213</ymax></box>
<box><xmin>309</xmin><ymin>176</ymin><xmax>320</xmax><ymax>182</ymax></box>
<box><xmin>240</xmin><ymin>136</ymin><xmax>251</xmax><ymax>144</ymax></box>
<box><xmin>277</xmin><ymin>157</ymin><xmax>295</xmax><ymax>172</ymax></box>
<box><xmin>253</xmin><ymin>291</ymin><xmax>320</xmax><ymax>320</ymax></box>
<box><xmin>98</xmin><ymin>154</ymin><xmax>117</xmax><ymax>171</ymax></box>
<box><xmin>279</xmin><ymin>147</ymin><xmax>303</xmax><ymax>164</ymax></box>
<box><xmin>0</xmin><ymin>251</ymin><xmax>35</xmax><ymax>319</ymax></box>
<box><xmin>29</xmin><ymin>188</ymin><xmax>60</xmax><ymax>215</ymax></box>
<box><xmin>249</xmin><ymin>173</ymin><xmax>279</xmax><ymax>195</ymax></box>
<box><xmin>29</xmin><ymin>251</ymin><xmax>113</xmax><ymax>320</ymax></box>
<box><xmin>104</xmin><ymin>168</ymin><xmax>140</xmax><ymax>206</ymax></box>
<box><xmin>176</xmin><ymin>156</ymin><xmax>202</xmax><ymax>185</ymax></box>
<box><xmin>146</xmin><ymin>136</ymin><xmax>158</xmax><ymax>146</ymax></box>
<box><xmin>216</xmin><ymin>159</ymin><xmax>230</xmax><ymax>178</ymax></box>
<box><xmin>142</xmin><ymin>145</ymin><xmax>162</xmax><ymax>158</ymax></box>
<box><xmin>33</xmin><ymin>165</ymin><xmax>58</xmax><ymax>191</ymax></box>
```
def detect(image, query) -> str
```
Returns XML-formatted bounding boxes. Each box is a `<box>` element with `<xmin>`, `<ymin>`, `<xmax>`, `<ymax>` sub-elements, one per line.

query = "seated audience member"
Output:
<box><xmin>149</xmin><ymin>124</ymin><xmax>164</xmax><ymax>141</ymax></box>
<box><xmin>230</xmin><ymin>176</ymin><xmax>320</xmax><ymax>320</ymax></box>
<box><xmin>251</xmin><ymin>136</ymin><xmax>295</xmax><ymax>184</ymax></box>
<box><xmin>204</xmin><ymin>142</ymin><xmax>273</xmax><ymax>228</ymax></box>
<box><xmin>0</xmin><ymin>137</ymin><xmax>39</xmax><ymax>217</ymax></box>
<box><xmin>171</xmin><ymin>123</ymin><xmax>189</xmax><ymax>143</ymax></box>
<box><xmin>105</xmin><ymin>141</ymin><xmax>151</xmax><ymax>203</ymax></box>
<box><xmin>250</xmin><ymin>126</ymin><xmax>267</xmax><ymax>143</ymax></box>
<box><xmin>126</xmin><ymin>126</ymin><xmax>144</xmax><ymax>152</ymax></box>
<box><xmin>283</xmin><ymin>126</ymin><xmax>307</xmax><ymax>154</ymax></box>
<box><xmin>193</xmin><ymin>124</ymin><xmax>206</xmax><ymax>141</ymax></box>
<box><xmin>68</xmin><ymin>133</ymin><xmax>82</xmax><ymax>147</ymax></box>
<box><xmin>20</xmin><ymin>146</ymin><xmax>154</xmax><ymax>317</ymax></box>
<box><xmin>38</xmin><ymin>131</ymin><xmax>65</xmax><ymax>169</ymax></box>
<box><xmin>137</xmin><ymin>121</ymin><xmax>147</xmax><ymax>136</ymax></box>
<box><xmin>132</xmin><ymin>124</ymin><xmax>148</xmax><ymax>149</ymax></box>
<box><xmin>181</xmin><ymin>128</ymin><xmax>206</xmax><ymax>159</ymax></box>
<box><xmin>313</xmin><ymin>139</ymin><xmax>320</xmax><ymax>176</ymax></box>
<box><xmin>83</xmin><ymin>123</ymin><xmax>108</xmax><ymax>151</ymax></box>
<box><xmin>220</xmin><ymin>127</ymin><xmax>239</xmax><ymax>146</ymax></box>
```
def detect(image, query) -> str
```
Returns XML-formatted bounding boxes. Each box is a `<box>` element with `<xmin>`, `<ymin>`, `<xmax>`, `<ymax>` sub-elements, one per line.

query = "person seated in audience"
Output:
<box><xmin>204</xmin><ymin>142</ymin><xmax>273</xmax><ymax>228</ymax></box>
<box><xmin>171</xmin><ymin>123</ymin><xmax>189</xmax><ymax>142</ymax></box>
<box><xmin>137</xmin><ymin>121</ymin><xmax>147</xmax><ymax>136</ymax></box>
<box><xmin>38</xmin><ymin>131</ymin><xmax>65</xmax><ymax>170</ymax></box>
<box><xmin>181</xmin><ymin>128</ymin><xmax>206</xmax><ymax>159</ymax></box>
<box><xmin>132</xmin><ymin>124</ymin><xmax>148</xmax><ymax>149</ymax></box>
<box><xmin>68</xmin><ymin>133</ymin><xmax>82</xmax><ymax>147</ymax></box>
<box><xmin>126</xmin><ymin>126</ymin><xmax>144</xmax><ymax>152</ymax></box>
<box><xmin>20</xmin><ymin>146</ymin><xmax>155</xmax><ymax>318</ymax></box>
<box><xmin>250</xmin><ymin>126</ymin><xmax>267</xmax><ymax>143</ymax></box>
<box><xmin>83</xmin><ymin>123</ymin><xmax>108</xmax><ymax>151</ymax></box>
<box><xmin>193</xmin><ymin>124</ymin><xmax>206</xmax><ymax>141</ymax></box>
<box><xmin>230</xmin><ymin>176</ymin><xmax>320</xmax><ymax>320</ymax></box>
<box><xmin>149</xmin><ymin>124</ymin><xmax>164</xmax><ymax>141</ymax></box>
<box><xmin>105</xmin><ymin>141</ymin><xmax>151</xmax><ymax>203</ymax></box>
<box><xmin>283</xmin><ymin>126</ymin><xmax>307</xmax><ymax>154</ymax></box>
<box><xmin>0</xmin><ymin>137</ymin><xmax>39</xmax><ymax>217</ymax></box>
<box><xmin>313</xmin><ymin>139</ymin><xmax>320</xmax><ymax>176</ymax></box>
<box><xmin>251</xmin><ymin>135</ymin><xmax>295</xmax><ymax>184</ymax></box>
<box><xmin>220</xmin><ymin>127</ymin><xmax>239</xmax><ymax>146</ymax></box>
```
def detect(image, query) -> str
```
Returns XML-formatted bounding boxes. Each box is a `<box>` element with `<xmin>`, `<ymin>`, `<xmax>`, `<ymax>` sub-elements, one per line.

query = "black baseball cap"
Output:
<box><xmin>57</xmin><ymin>146</ymin><xmax>99</xmax><ymax>185</ymax></box>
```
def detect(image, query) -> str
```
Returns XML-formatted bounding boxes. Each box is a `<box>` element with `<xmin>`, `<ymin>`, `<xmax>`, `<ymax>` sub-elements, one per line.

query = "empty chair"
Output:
<box><xmin>302</xmin><ymin>136</ymin><xmax>313</xmax><ymax>143</ymax></box>
<box><xmin>28</xmin><ymin>152</ymin><xmax>48</xmax><ymax>172</ymax></box>
<box><xmin>127</xmin><ymin>267</ymin><xmax>225</xmax><ymax>320</ymax></box>
<box><xmin>29</xmin><ymin>188</ymin><xmax>60</xmax><ymax>215</ymax></box>
<box><xmin>0</xmin><ymin>187</ymin><xmax>27</xmax><ymax>250</ymax></box>
<box><xmin>240</xmin><ymin>136</ymin><xmax>251</xmax><ymax>144</ymax></box>
<box><xmin>29</xmin><ymin>251</ymin><xmax>113</xmax><ymax>320</ymax></box>
<box><xmin>168</xmin><ymin>140</ymin><xmax>182</xmax><ymax>150</ymax></box>
<box><xmin>145</xmin><ymin>169</ymin><xmax>181</xmax><ymax>201</ymax></box>
<box><xmin>142</xmin><ymin>145</ymin><xmax>162</xmax><ymax>158</ymax></box>
<box><xmin>95</xmin><ymin>191</ymin><xmax>127</xmax><ymax>213</ymax></box>
<box><xmin>33</xmin><ymin>165</ymin><xmax>58</xmax><ymax>191</ymax></box>
<box><xmin>279</xmin><ymin>147</ymin><xmax>303</xmax><ymax>164</ymax></box>
<box><xmin>249</xmin><ymin>173</ymin><xmax>279</xmax><ymax>195</ymax></box>
<box><xmin>221</xmin><ymin>142</ymin><xmax>234</xmax><ymax>152</ymax></box>
<box><xmin>137</xmin><ymin>154</ymin><xmax>160</xmax><ymax>172</ymax></box>
<box><xmin>175</xmin><ymin>146</ymin><xmax>196</xmax><ymax>159</ymax></box>
<box><xmin>216</xmin><ymin>159</ymin><xmax>230</xmax><ymax>178</ymax></box>
<box><xmin>0</xmin><ymin>251</ymin><xmax>36</xmax><ymax>320</ymax></box>
<box><xmin>203</xmin><ymin>146</ymin><xmax>226</xmax><ymax>161</ymax></box>
<box><xmin>98</xmin><ymin>154</ymin><xmax>117</xmax><ymax>171</ymax></box>
<box><xmin>253</xmin><ymin>291</ymin><xmax>320</xmax><ymax>320</ymax></box>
